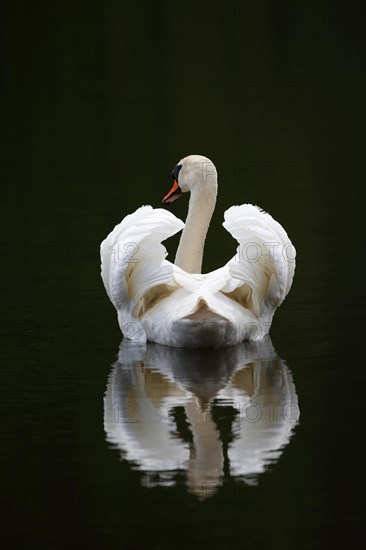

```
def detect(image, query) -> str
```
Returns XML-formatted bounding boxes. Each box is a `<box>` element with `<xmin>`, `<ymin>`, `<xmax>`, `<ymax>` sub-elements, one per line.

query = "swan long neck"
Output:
<box><xmin>174</xmin><ymin>185</ymin><xmax>217</xmax><ymax>274</ymax></box>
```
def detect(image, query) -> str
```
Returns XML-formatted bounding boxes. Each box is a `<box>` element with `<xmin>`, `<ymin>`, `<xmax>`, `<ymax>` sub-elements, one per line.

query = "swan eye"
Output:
<box><xmin>172</xmin><ymin>163</ymin><xmax>183</xmax><ymax>183</ymax></box>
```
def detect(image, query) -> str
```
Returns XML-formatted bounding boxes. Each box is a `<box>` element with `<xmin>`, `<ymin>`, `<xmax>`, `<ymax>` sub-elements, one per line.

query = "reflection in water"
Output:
<box><xmin>104</xmin><ymin>337</ymin><xmax>299</xmax><ymax>499</ymax></box>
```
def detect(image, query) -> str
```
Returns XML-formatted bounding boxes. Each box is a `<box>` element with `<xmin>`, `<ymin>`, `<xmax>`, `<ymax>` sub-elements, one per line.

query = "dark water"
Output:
<box><xmin>1</xmin><ymin>1</ymin><xmax>365</xmax><ymax>548</ymax></box>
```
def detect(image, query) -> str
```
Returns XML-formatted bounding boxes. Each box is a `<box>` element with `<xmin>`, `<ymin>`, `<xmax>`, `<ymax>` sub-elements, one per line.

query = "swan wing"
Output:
<box><xmin>100</xmin><ymin>206</ymin><xmax>184</xmax><ymax>339</ymax></box>
<box><xmin>220</xmin><ymin>204</ymin><xmax>296</xmax><ymax>320</ymax></box>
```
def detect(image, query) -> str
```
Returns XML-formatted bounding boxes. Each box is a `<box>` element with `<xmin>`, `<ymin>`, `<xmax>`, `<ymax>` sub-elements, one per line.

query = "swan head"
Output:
<box><xmin>163</xmin><ymin>154</ymin><xmax>217</xmax><ymax>205</ymax></box>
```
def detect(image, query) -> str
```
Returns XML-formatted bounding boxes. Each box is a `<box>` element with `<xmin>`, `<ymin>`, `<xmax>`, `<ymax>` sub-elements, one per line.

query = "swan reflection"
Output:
<box><xmin>104</xmin><ymin>337</ymin><xmax>299</xmax><ymax>499</ymax></box>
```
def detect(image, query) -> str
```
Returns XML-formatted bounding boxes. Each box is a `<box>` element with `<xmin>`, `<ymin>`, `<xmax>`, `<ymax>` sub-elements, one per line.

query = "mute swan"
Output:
<box><xmin>100</xmin><ymin>155</ymin><xmax>296</xmax><ymax>348</ymax></box>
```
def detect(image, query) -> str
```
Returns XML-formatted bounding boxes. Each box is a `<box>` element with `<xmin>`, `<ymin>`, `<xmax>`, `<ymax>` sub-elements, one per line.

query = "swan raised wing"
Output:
<box><xmin>215</xmin><ymin>203</ymin><xmax>296</xmax><ymax>337</ymax></box>
<box><xmin>100</xmin><ymin>205</ymin><xmax>184</xmax><ymax>343</ymax></box>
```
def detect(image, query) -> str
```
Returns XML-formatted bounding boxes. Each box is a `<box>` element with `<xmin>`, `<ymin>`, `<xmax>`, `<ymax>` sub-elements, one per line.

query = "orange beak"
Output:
<box><xmin>162</xmin><ymin>180</ymin><xmax>182</xmax><ymax>205</ymax></box>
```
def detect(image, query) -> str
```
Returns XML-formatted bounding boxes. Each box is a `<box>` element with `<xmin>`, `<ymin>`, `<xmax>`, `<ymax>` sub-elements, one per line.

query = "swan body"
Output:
<box><xmin>100</xmin><ymin>155</ymin><xmax>296</xmax><ymax>348</ymax></box>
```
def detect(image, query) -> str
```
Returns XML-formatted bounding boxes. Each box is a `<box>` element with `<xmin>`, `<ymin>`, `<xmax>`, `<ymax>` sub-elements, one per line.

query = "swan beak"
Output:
<box><xmin>162</xmin><ymin>180</ymin><xmax>182</xmax><ymax>205</ymax></box>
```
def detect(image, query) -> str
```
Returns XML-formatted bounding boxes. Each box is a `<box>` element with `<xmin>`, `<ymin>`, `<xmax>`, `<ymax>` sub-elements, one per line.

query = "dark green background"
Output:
<box><xmin>1</xmin><ymin>0</ymin><xmax>365</xmax><ymax>548</ymax></box>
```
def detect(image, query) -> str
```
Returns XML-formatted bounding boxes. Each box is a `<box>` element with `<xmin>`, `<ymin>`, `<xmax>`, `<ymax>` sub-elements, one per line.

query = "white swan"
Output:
<box><xmin>100</xmin><ymin>155</ymin><xmax>296</xmax><ymax>348</ymax></box>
